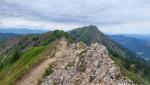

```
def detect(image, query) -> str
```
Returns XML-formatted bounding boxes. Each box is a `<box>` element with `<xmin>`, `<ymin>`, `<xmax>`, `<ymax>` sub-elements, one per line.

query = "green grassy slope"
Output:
<box><xmin>0</xmin><ymin>30</ymin><xmax>71</xmax><ymax>85</ymax></box>
<box><xmin>0</xmin><ymin>46</ymin><xmax>48</xmax><ymax>85</ymax></box>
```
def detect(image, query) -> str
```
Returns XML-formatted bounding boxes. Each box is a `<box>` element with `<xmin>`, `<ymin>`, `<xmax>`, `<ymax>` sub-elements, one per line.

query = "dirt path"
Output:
<box><xmin>15</xmin><ymin>38</ymin><xmax>68</xmax><ymax>85</ymax></box>
<box><xmin>15</xmin><ymin>58</ymin><xmax>55</xmax><ymax>85</ymax></box>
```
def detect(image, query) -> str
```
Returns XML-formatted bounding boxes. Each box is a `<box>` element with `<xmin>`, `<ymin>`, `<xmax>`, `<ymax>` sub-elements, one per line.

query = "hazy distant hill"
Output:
<box><xmin>110</xmin><ymin>35</ymin><xmax>150</xmax><ymax>63</ymax></box>
<box><xmin>0</xmin><ymin>28</ymin><xmax>48</xmax><ymax>34</ymax></box>
<box><xmin>124</xmin><ymin>34</ymin><xmax>150</xmax><ymax>42</ymax></box>
<box><xmin>0</xmin><ymin>33</ymin><xmax>21</xmax><ymax>44</ymax></box>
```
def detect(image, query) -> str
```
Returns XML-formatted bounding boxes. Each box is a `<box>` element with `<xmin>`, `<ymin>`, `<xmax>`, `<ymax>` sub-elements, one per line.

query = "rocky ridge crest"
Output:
<box><xmin>41</xmin><ymin>39</ymin><xmax>133</xmax><ymax>85</ymax></box>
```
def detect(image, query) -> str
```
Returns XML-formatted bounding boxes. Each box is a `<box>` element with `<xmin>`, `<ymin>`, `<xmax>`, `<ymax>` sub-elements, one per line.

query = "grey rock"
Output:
<box><xmin>41</xmin><ymin>42</ymin><xmax>134</xmax><ymax>85</ymax></box>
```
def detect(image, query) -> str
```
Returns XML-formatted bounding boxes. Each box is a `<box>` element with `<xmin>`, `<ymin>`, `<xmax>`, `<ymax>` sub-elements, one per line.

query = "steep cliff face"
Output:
<box><xmin>41</xmin><ymin>39</ymin><xmax>133</xmax><ymax>85</ymax></box>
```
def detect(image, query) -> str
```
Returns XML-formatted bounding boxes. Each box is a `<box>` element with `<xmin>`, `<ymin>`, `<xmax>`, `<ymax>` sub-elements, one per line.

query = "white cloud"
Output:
<box><xmin>0</xmin><ymin>17</ymin><xmax>82</xmax><ymax>31</ymax></box>
<box><xmin>1</xmin><ymin>0</ymin><xmax>150</xmax><ymax>34</ymax></box>
<box><xmin>100</xmin><ymin>21</ymin><xmax>150</xmax><ymax>34</ymax></box>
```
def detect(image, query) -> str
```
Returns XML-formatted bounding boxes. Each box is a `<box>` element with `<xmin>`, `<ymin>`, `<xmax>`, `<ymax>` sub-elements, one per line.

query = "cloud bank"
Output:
<box><xmin>0</xmin><ymin>0</ymin><xmax>150</xmax><ymax>34</ymax></box>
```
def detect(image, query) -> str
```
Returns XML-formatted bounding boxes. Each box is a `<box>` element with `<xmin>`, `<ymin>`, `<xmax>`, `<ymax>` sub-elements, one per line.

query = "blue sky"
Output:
<box><xmin>0</xmin><ymin>0</ymin><xmax>150</xmax><ymax>34</ymax></box>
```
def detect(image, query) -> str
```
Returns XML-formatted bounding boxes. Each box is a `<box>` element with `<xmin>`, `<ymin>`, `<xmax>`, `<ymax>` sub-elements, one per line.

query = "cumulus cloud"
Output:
<box><xmin>0</xmin><ymin>0</ymin><xmax>150</xmax><ymax>34</ymax></box>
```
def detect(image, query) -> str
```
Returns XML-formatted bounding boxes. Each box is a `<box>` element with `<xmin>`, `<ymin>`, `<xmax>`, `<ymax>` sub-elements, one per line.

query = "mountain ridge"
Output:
<box><xmin>69</xmin><ymin>25</ymin><xmax>141</xmax><ymax>60</ymax></box>
<box><xmin>110</xmin><ymin>35</ymin><xmax>150</xmax><ymax>63</ymax></box>
<box><xmin>41</xmin><ymin>39</ymin><xmax>134</xmax><ymax>85</ymax></box>
<box><xmin>0</xmin><ymin>25</ymin><xmax>150</xmax><ymax>84</ymax></box>
<box><xmin>69</xmin><ymin>25</ymin><xmax>150</xmax><ymax>84</ymax></box>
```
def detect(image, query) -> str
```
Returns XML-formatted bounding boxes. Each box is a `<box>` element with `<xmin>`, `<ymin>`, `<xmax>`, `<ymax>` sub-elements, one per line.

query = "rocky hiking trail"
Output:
<box><xmin>15</xmin><ymin>38</ymin><xmax>134</xmax><ymax>85</ymax></box>
<box><xmin>15</xmin><ymin>38</ymin><xmax>68</xmax><ymax>85</ymax></box>
<box><xmin>15</xmin><ymin>58</ymin><xmax>56</xmax><ymax>85</ymax></box>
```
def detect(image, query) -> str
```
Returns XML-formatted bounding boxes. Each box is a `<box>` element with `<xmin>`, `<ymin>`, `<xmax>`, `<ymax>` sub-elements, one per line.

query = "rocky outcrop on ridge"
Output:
<box><xmin>41</xmin><ymin>40</ymin><xmax>134</xmax><ymax>85</ymax></box>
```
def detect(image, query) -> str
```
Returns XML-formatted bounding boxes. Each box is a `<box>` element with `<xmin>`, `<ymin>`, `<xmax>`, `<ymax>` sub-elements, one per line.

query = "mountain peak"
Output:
<box><xmin>69</xmin><ymin>25</ymin><xmax>104</xmax><ymax>45</ymax></box>
<box><xmin>86</xmin><ymin>25</ymin><xmax>98</xmax><ymax>29</ymax></box>
<box><xmin>80</xmin><ymin>25</ymin><xmax>100</xmax><ymax>32</ymax></box>
<box><xmin>69</xmin><ymin>26</ymin><xmax>149</xmax><ymax>84</ymax></box>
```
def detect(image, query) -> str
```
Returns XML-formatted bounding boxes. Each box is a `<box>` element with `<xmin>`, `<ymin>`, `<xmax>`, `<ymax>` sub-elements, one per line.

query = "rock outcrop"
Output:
<box><xmin>41</xmin><ymin>40</ymin><xmax>134</xmax><ymax>85</ymax></box>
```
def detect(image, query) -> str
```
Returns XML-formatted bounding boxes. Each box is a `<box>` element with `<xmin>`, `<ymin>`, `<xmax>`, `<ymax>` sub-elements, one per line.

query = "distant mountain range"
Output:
<box><xmin>123</xmin><ymin>34</ymin><xmax>150</xmax><ymax>42</ymax></box>
<box><xmin>110</xmin><ymin>35</ymin><xmax>150</xmax><ymax>63</ymax></box>
<box><xmin>0</xmin><ymin>28</ymin><xmax>48</xmax><ymax>34</ymax></box>
<box><xmin>0</xmin><ymin>33</ymin><xmax>21</xmax><ymax>44</ymax></box>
